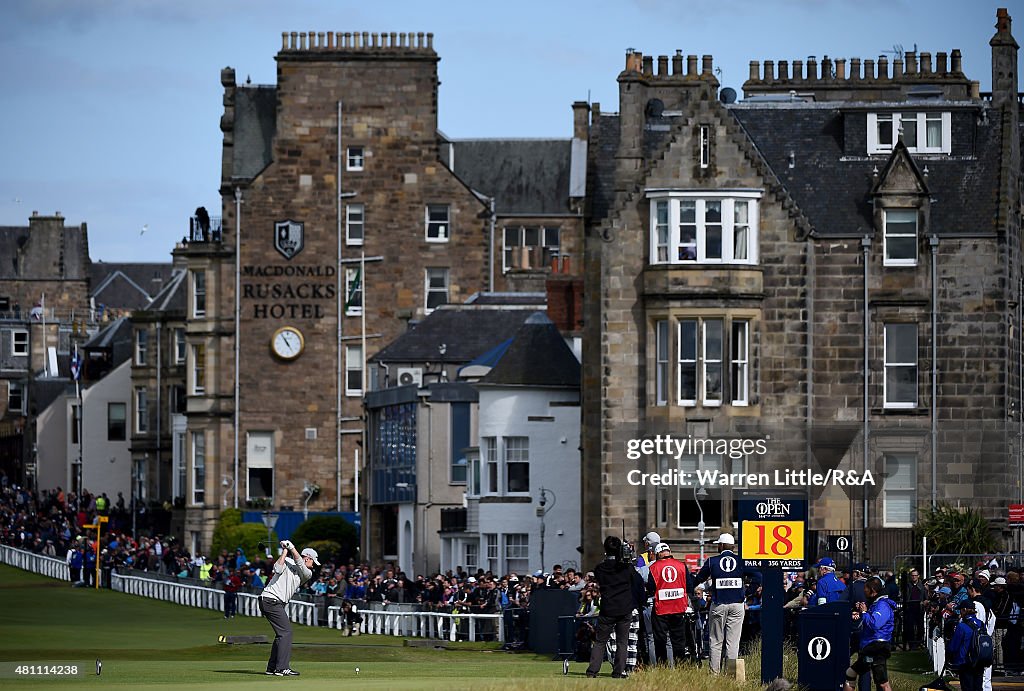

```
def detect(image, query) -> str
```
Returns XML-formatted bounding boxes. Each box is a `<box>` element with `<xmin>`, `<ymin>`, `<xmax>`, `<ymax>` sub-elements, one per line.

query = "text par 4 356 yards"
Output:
<box><xmin>623</xmin><ymin>434</ymin><xmax>876</xmax><ymax>488</ymax></box>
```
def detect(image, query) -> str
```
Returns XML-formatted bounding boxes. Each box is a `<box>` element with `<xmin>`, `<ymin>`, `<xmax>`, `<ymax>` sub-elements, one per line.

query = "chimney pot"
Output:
<box><xmin>672</xmin><ymin>51</ymin><xmax>683</xmax><ymax>75</ymax></box>
<box><xmin>642</xmin><ymin>55</ymin><xmax>654</xmax><ymax>75</ymax></box>
<box><xmin>749</xmin><ymin>60</ymin><xmax>760</xmax><ymax>81</ymax></box>
<box><xmin>764</xmin><ymin>60</ymin><xmax>775</xmax><ymax>81</ymax></box>
<box><xmin>850</xmin><ymin>57</ymin><xmax>862</xmax><ymax>81</ymax></box>
<box><xmin>936</xmin><ymin>51</ymin><xmax>948</xmax><ymax>74</ymax></box>
<box><xmin>920</xmin><ymin>51</ymin><xmax>932</xmax><ymax>74</ymax></box>
<box><xmin>793</xmin><ymin>59</ymin><xmax>804</xmax><ymax>81</ymax></box>
<box><xmin>893</xmin><ymin>59</ymin><xmax>904</xmax><ymax>79</ymax></box>
<box><xmin>687</xmin><ymin>54</ymin><xmax>698</xmax><ymax>76</ymax></box>
<box><xmin>657</xmin><ymin>55</ymin><xmax>668</xmax><ymax>75</ymax></box>
<box><xmin>878</xmin><ymin>56</ymin><xmax>889</xmax><ymax>80</ymax></box>
<box><xmin>951</xmin><ymin>49</ymin><xmax>963</xmax><ymax>74</ymax></box>
<box><xmin>701</xmin><ymin>55</ymin><xmax>713</xmax><ymax>75</ymax></box>
<box><xmin>778</xmin><ymin>60</ymin><xmax>789</xmax><ymax>81</ymax></box>
<box><xmin>835</xmin><ymin>58</ymin><xmax>847</xmax><ymax>80</ymax></box>
<box><xmin>905</xmin><ymin>51</ymin><xmax>918</xmax><ymax>74</ymax></box>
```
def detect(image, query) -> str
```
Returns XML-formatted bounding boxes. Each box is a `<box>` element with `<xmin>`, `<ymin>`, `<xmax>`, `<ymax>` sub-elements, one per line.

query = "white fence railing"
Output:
<box><xmin>328</xmin><ymin>605</ymin><xmax>504</xmax><ymax>642</ymax></box>
<box><xmin>112</xmin><ymin>573</ymin><xmax>317</xmax><ymax>627</ymax></box>
<box><xmin>0</xmin><ymin>544</ymin><xmax>69</xmax><ymax>581</ymax></box>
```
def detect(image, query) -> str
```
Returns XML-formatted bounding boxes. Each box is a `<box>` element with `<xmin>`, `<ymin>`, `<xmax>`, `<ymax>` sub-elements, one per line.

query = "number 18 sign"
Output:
<box><xmin>738</xmin><ymin>492</ymin><xmax>807</xmax><ymax>568</ymax></box>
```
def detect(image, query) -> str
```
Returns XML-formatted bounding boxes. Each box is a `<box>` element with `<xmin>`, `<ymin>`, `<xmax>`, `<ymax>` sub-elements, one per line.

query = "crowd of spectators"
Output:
<box><xmin>10</xmin><ymin>478</ymin><xmax>1024</xmax><ymax>670</ymax></box>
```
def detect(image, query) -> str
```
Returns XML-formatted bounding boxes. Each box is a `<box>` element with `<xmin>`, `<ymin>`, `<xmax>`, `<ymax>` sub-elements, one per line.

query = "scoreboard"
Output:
<box><xmin>737</xmin><ymin>493</ymin><xmax>807</xmax><ymax>568</ymax></box>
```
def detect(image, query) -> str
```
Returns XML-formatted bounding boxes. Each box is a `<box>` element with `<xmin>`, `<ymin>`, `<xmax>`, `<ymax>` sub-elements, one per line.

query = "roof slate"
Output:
<box><xmin>370</xmin><ymin>308</ymin><xmax>536</xmax><ymax>364</ymax></box>
<box><xmin>480</xmin><ymin>312</ymin><xmax>580</xmax><ymax>388</ymax></box>
<box><xmin>446</xmin><ymin>139</ymin><xmax>572</xmax><ymax>215</ymax></box>
<box><xmin>729</xmin><ymin>104</ymin><xmax>1003</xmax><ymax>236</ymax></box>
<box><xmin>232</xmin><ymin>86</ymin><xmax>277</xmax><ymax>181</ymax></box>
<box><xmin>90</xmin><ymin>262</ymin><xmax>176</xmax><ymax>310</ymax></box>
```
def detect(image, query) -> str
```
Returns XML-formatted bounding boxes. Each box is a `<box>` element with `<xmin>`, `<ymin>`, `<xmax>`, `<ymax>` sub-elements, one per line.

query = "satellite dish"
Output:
<box><xmin>645</xmin><ymin>98</ymin><xmax>665</xmax><ymax>117</ymax></box>
<box><xmin>719</xmin><ymin>87</ymin><xmax>738</xmax><ymax>104</ymax></box>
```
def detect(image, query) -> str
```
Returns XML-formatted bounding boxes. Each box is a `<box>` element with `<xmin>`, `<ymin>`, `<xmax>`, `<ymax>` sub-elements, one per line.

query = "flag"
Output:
<box><xmin>70</xmin><ymin>346</ymin><xmax>82</xmax><ymax>381</ymax></box>
<box><xmin>345</xmin><ymin>267</ymin><xmax>362</xmax><ymax>311</ymax></box>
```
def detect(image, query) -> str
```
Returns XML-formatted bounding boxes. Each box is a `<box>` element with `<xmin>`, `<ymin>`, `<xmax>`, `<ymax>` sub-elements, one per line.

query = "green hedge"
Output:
<box><xmin>211</xmin><ymin>509</ymin><xmax>278</xmax><ymax>560</ymax></box>
<box><xmin>290</xmin><ymin>516</ymin><xmax>358</xmax><ymax>563</ymax></box>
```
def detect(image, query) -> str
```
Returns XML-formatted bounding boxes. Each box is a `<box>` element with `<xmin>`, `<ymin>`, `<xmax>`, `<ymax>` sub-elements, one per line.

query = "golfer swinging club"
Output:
<box><xmin>260</xmin><ymin>539</ymin><xmax>319</xmax><ymax>676</ymax></box>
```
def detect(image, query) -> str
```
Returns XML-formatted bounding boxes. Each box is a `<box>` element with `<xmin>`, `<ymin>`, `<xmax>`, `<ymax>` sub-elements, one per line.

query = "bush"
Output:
<box><xmin>915</xmin><ymin>502</ymin><xmax>1000</xmax><ymax>556</ymax></box>
<box><xmin>304</xmin><ymin>540</ymin><xmax>342</xmax><ymax>565</ymax></box>
<box><xmin>212</xmin><ymin>509</ymin><xmax>278</xmax><ymax>560</ymax></box>
<box><xmin>290</xmin><ymin>516</ymin><xmax>358</xmax><ymax>562</ymax></box>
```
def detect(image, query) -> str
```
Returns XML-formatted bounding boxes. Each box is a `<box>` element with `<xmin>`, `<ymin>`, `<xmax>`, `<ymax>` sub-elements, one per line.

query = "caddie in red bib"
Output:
<box><xmin>646</xmin><ymin>543</ymin><xmax>694</xmax><ymax>665</ymax></box>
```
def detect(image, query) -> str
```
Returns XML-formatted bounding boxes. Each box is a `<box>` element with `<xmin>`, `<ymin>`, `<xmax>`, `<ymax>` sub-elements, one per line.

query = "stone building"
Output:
<box><xmin>581</xmin><ymin>8</ymin><xmax>1022</xmax><ymax>567</ymax></box>
<box><xmin>178</xmin><ymin>31</ymin><xmax>581</xmax><ymax>547</ymax></box>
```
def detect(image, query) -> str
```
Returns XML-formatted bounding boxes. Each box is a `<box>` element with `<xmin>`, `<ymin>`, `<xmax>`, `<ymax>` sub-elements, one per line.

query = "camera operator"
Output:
<box><xmin>259</xmin><ymin>540</ymin><xmax>319</xmax><ymax>677</ymax></box>
<box><xmin>585</xmin><ymin>536</ymin><xmax>637</xmax><ymax>678</ymax></box>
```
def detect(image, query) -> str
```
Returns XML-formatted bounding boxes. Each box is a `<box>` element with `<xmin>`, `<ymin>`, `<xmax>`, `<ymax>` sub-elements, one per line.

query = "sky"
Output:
<box><xmin>0</xmin><ymin>0</ymin><xmax>1020</xmax><ymax>263</ymax></box>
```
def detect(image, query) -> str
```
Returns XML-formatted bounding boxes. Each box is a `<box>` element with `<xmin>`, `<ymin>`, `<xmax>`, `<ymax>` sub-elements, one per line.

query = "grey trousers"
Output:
<box><xmin>259</xmin><ymin>597</ymin><xmax>293</xmax><ymax>672</ymax></box>
<box><xmin>708</xmin><ymin>602</ymin><xmax>745</xmax><ymax>673</ymax></box>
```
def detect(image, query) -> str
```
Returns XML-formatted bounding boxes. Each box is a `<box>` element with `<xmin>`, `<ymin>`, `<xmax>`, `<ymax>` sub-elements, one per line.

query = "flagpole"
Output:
<box><xmin>73</xmin><ymin>343</ymin><xmax>83</xmax><ymax>495</ymax></box>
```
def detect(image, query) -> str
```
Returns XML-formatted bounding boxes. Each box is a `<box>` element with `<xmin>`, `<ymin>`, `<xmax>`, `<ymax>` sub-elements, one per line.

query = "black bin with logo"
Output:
<box><xmin>798</xmin><ymin>601</ymin><xmax>852</xmax><ymax>691</ymax></box>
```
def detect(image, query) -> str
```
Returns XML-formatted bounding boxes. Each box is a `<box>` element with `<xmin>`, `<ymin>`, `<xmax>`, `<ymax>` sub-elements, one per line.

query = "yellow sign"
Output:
<box><xmin>740</xmin><ymin>520</ymin><xmax>805</xmax><ymax>563</ymax></box>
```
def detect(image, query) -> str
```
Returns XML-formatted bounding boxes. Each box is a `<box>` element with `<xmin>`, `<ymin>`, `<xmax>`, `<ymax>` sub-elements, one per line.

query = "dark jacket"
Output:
<box><xmin>593</xmin><ymin>556</ymin><xmax>636</xmax><ymax>618</ymax></box>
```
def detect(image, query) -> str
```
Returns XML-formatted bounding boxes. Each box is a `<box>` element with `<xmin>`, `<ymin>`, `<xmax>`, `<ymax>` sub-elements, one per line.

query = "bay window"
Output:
<box><xmin>648</xmin><ymin>192</ymin><xmax>760</xmax><ymax>265</ymax></box>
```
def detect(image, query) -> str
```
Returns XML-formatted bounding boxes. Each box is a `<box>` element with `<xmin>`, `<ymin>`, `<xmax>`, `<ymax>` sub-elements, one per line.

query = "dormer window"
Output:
<box><xmin>883</xmin><ymin>208</ymin><xmax>918</xmax><ymax>266</ymax></box>
<box><xmin>868</xmin><ymin>112</ymin><xmax>951</xmax><ymax>155</ymax></box>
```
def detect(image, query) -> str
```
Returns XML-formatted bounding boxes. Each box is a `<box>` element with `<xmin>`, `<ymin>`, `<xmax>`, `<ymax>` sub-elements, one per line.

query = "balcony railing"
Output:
<box><xmin>188</xmin><ymin>214</ymin><xmax>223</xmax><ymax>243</ymax></box>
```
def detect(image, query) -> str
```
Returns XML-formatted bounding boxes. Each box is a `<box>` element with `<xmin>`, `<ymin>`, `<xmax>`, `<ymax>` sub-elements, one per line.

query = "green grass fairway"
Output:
<box><xmin>0</xmin><ymin>564</ymin><xmax>934</xmax><ymax>690</ymax></box>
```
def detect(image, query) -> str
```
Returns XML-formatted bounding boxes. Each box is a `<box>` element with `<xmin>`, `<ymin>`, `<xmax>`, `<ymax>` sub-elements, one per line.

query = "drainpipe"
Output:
<box><xmin>342</xmin><ymin>101</ymin><xmax>350</xmax><ymax>513</ymax></box>
<box><xmin>929</xmin><ymin>235</ymin><xmax>939</xmax><ymax>508</ymax></box>
<box><xmin>233</xmin><ymin>187</ymin><xmax>242</xmax><ymax>508</ymax></box>
<box><xmin>861</xmin><ymin>234</ymin><xmax>871</xmax><ymax>554</ymax></box>
<box><xmin>806</xmin><ymin>237</ymin><xmax>815</xmax><ymax>504</ymax></box>
<box><xmin>488</xmin><ymin>196</ymin><xmax>496</xmax><ymax>293</ymax></box>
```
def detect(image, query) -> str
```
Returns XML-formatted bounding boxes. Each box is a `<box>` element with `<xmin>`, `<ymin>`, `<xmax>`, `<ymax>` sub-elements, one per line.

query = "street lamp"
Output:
<box><xmin>536</xmin><ymin>486</ymin><xmax>556</xmax><ymax>573</ymax></box>
<box><xmin>694</xmin><ymin>485</ymin><xmax>709</xmax><ymax>565</ymax></box>
<box><xmin>260</xmin><ymin>511</ymin><xmax>278</xmax><ymax>558</ymax></box>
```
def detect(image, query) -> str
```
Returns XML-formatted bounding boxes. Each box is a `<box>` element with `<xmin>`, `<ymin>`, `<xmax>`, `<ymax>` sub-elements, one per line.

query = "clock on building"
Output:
<box><xmin>271</xmin><ymin>326</ymin><xmax>305</xmax><ymax>361</ymax></box>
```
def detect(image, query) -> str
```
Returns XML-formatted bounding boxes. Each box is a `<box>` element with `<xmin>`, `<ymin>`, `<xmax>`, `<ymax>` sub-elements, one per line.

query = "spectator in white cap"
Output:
<box><xmin>694</xmin><ymin>532</ymin><xmax>746</xmax><ymax>674</ymax></box>
<box><xmin>259</xmin><ymin>540</ymin><xmax>317</xmax><ymax>676</ymax></box>
<box><xmin>636</xmin><ymin>531</ymin><xmax>662</xmax><ymax>666</ymax></box>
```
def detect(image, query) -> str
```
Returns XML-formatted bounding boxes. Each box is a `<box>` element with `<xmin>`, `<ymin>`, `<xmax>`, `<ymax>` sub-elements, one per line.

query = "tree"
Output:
<box><xmin>211</xmin><ymin>508</ymin><xmax>278</xmax><ymax>559</ymax></box>
<box><xmin>915</xmin><ymin>503</ymin><xmax>1000</xmax><ymax>557</ymax></box>
<box><xmin>290</xmin><ymin>516</ymin><xmax>358</xmax><ymax>562</ymax></box>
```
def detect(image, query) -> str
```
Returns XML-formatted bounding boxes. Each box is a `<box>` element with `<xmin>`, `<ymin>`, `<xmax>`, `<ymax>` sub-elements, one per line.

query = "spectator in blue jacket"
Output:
<box><xmin>844</xmin><ymin>577</ymin><xmax>895</xmax><ymax>691</ymax></box>
<box><xmin>807</xmin><ymin>557</ymin><xmax>847</xmax><ymax>607</ymax></box>
<box><xmin>948</xmin><ymin>600</ymin><xmax>985</xmax><ymax>691</ymax></box>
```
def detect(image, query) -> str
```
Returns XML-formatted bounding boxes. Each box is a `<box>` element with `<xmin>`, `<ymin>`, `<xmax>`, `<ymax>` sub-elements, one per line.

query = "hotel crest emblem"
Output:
<box><xmin>274</xmin><ymin>219</ymin><xmax>304</xmax><ymax>260</ymax></box>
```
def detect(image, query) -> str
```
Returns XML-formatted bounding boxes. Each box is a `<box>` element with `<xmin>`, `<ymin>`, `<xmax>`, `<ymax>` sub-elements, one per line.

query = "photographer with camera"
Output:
<box><xmin>585</xmin><ymin>536</ymin><xmax>639</xmax><ymax>678</ymax></box>
<box><xmin>259</xmin><ymin>539</ymin><xmax>319</xmax><ymax>677</ymax></box>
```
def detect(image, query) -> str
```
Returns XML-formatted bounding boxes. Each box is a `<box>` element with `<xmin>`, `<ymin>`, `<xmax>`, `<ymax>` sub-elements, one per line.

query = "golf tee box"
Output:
<box><xmin>218</xmin><ymin>635</ymin><xmax>269</xmax><ymax>644</ymax></box>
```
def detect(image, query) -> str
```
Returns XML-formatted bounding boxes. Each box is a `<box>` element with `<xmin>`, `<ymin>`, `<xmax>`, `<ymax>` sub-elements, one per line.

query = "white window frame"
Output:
<box><xmin>425</xmin><ymin>204</ymin><xmax>450</xmax><ymax>243</ymax></box>
<box><xmin>647</xmin><ymin>191</ymin><xmax>761</xmax><ymax>265</ymax></box>
<box><xmin>191</xmin><ymin>344</ymin><xmax>206</xmax><ymax>395</ymax></box>
<box><xmin>135</xmin><ymin>329</ymin><xmax>148</xmax><ymax>366</ymax></box>
<box><xmin>345</xmin><ymin>268</ymin><xmax>363</xmax><ymax>316</ymax></box>
<box><xmin>504</xmin><ymin>533</ymin><xmax>530</xmax><ymax>574</ymax></box>
<box><xmin>174</xmin><ymin>328</ymin><xmax>186</xmax><ymax>364</ymax></box>
<box><xmin>346</xmin><ymin>146</ymin><xmax>364</xmax><ymax>171</ymax></box>
<box><xmin>677</xmin><ymin>319</ymin><xmax>698</xmax><ymax>406</ymax></box>
<box><xmin>882</xmin><ymin>454</ymin><xmax>917</xmax><ymax>527</ymax></box>
<box><xmin>883</xmin><ymin>208</ymin><xmax>918</xmax><ymax>266</ymax></box>
<box><xmin>135</xmin><ymin>386</ymin><xmax>149</xmax><ymax>434</ymax></box>
<box><xmin>191</xmin><ymin>431</ymin><xmax>205</xmax><ymax>505</ymax></box>
<box><xmin>483</xmin><ymin>437</ymin><xmax>498</xmax><ymax>495</ymax></box>
<box><xmin>425</xmin><ymin>268</ymin><xmax>449</xmax><ymax>313</ymax></box>
<box><xmin>485</xmin><ymin>533</ymin><xmax>499</xmax><ymax>574</ymax></box>
<box><xmin>655</xmin><ymin>320</ymin><xmax>669</xmax><ymax>406</ymax></box>
<box><xmin>699</xmin><ymin>124</ymin><xmax>711</xmax><ymax>168</ymax></box>
<box><xmin>346</xmin><ymin>203</ymin><xmax>364</xmax><ymax>246</ymax></box>
<box><xmin>11</xmin><ymin>329</ymin><xmax>29</xmax><ymax>357</ymax></box>
<box><xmin>192</xmin><ymin>270</ymin><xmax>206</xmax><ymax>318</ymax></box>
<box><xmin>504</xmin><ymin>436</ymin><xmax>530</xmax><ymax>495</ymax></box>
<box><xmin>867</xmin><ymin>112</ymin><xmax>952</xmax><ymax>155</ymax></box>
<box><xmin>731</xmin><ymin>320</ymin><xmax>750</xmax><ymax>406</ymax></box>
<box><xmin>345</xmin><ymin>345</ymin><xmax>363</xmax><ymax>396</ymax></box>
<box><xmin>701</xmin><ymin>319</ymin><xmax>724</xmax><ymax>407</ymax></box>
<box><xmin>464</xmin><ymin>542</ymin><xmax>478</xmax><ymax>571</ymax></box>
<box><xmin>883</xmin><ymin>323</ymin><xmax>918</xmax><ymax>409</ymax></box>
